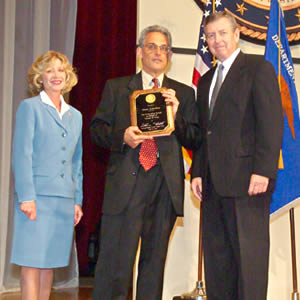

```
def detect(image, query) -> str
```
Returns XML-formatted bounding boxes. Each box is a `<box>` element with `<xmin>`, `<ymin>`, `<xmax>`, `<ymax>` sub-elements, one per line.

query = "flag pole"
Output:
<box><xmin>212</xmin><ymin>0</ymin><xmax>216</xmax><ymax>66</ymax></box>
<box><xmin>266</xmin><ymin>1</ymin><xmax>300</xmax><ymax>298</ymax></box>
<box><xmin>197</xmin><ymin>201</ymin><xmax>204</xmax><ymax>284</ymax></box>
<box><xmin>173</xmin><ymin>4</ymin><xmax>215</xmax><ymax>299</ymax></box>
<box><xmin>278</xmin><ymin>0</ymin><xmax>281</xmax><ymax>90</ymax></box>
<box><xmin>277</xmin><ymin>2</ymin><xmax>299</xmax><ymax>299</ymax></box>
<box><xmin>277</xmin><ymin>0</ymin><xmax>284</xmax><ymax>169</ymax></box>
<box><xmin>289</xmin><ymin>208</ymin><xmax>299</xmax><ymax>300</ymax></box>
<box><xmin>173</xmin><ymin>201</ymin><xmax>207</xmax><ymax>300</ymax></box>
<box><xmin>174</xmin><ymin>1</ymin><xmax>221</xmax><ymax>298</ymax></box>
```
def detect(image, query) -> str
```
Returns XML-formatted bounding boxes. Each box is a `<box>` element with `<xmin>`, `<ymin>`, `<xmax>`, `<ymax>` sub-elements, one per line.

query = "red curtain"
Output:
<box><xmin>70</xmin><ymin>0</ymin><xmax>137</xmax><ymax>275</ymax></box>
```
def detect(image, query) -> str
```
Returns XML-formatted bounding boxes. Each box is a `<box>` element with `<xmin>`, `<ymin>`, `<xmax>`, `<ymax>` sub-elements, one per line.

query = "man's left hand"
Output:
<box><xmin>162</xmin><ymin>89</ymin><xmax>179</xmax><ymax>118</ymax></box>
<box><xmin>248</xmin><ymin>174</ymin><xmax>269</xmax><ymax>196</ymax></box>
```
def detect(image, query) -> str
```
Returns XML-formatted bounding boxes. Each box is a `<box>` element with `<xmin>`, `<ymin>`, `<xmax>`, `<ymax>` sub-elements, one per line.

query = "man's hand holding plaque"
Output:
<box><xmin>130</xmin><ymin>87</ymin><xmax>177</xmax><ymax>136</ymax></box>
<box><xmin>123</xmin><ymin>126</ymin><xmax>153</xmax><ymax>149</ymax></box>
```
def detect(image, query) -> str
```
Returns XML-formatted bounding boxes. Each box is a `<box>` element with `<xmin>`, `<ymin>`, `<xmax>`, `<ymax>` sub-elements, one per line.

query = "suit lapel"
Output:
<box><xmin>42</xmin><ymin>99</ymin><xmax>68</xmax><ymax>131</ymax></box>
<box><xmin>210</xmin><ymin>52</ymin><xmax>247</xmax><ymax>123</ymax></box>
<box><xmin>162</xmin><ymin>75</ymin><xmax>170</xmax><ymax>88</ymax></box>
<box><xmin>61</xmin><ymin>109</ymin><xmax>75</xmax><ymax>133</ymax></box>
<box><xmin>198</xmin><ymin>68</ymin><xmax>215</xmax><ymax>127</ymax></box>
<box><xmin>39</xmin><ymin>95</ymin><xmax>76</xmax><ymax>133</ymax></box>
<box><xmin>123</xmin><ymin>72</ymin><xmax>144</xmax><ymax>128</ymax></box>
<box><xmin>202</xmin><ymin>67</ymin><xmax>215</xmax><ymax>104</ymax></box>
<box><xmin>128</xmin><ymin>72</ymin><xmax>143</xmax><ymax>93</ymax></box>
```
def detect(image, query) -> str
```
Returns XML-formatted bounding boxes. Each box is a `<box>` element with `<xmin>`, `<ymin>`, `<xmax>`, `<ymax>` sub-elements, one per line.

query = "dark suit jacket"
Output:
<box><xmin>191</xmin><ymin>52</ymin><xmax>283</xmax><ymax>197</ymax></box>
<box><xmin>90</xmin><ymin>72</ymin><xmax>201</xmax><ymax>215</ymax></box>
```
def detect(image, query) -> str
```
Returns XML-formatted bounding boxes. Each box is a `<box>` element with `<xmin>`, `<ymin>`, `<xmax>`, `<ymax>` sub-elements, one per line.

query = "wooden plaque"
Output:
<box><xmin>130</xmin><ymin>88</ymin><xmax>175</xmax><ymax>136</ymax></box>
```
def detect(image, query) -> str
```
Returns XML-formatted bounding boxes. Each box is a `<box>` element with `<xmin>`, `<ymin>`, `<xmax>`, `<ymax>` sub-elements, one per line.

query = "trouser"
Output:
<box><xmin>92</xmin><ymin>163</ymin><xmax>177</xmax><ymax>300</ymax></box>
<box><xmin>202</xmin><ymin>172</ymin><xmax>271</xmax><ymax>300</ymax></box>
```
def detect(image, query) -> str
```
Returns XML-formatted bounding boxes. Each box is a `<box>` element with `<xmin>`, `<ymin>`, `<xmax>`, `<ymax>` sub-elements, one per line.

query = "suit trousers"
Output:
<box><xmin>202</xmin><ymin>172</ymin><xmax>271</xmax><ymax>300</ymax></box>
<box><xmin>92</xmin><ymin>162</ymin><xmax>177</xmax><ymax>300</ymax></box>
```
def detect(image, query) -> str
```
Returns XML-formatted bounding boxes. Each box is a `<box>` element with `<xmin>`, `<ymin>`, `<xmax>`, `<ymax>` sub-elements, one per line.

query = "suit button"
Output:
<box><xmin>132</xmin><ymin>172</ymin><xmax>136</xmax><ymax>176</ymax></box>
<box><xmin>207</xmin><ymin>130</ymin><xmax>212</xmax><ymax>135</ymax></box>
<box><xmin>62</xmin><ymin>132</ymin><xmax>67</xmax><ymax>137</ymax></box>
<box><xmin>60</xmin><ymin>174</ymin><xmax>65</xmax><ymax>178</ymax></box>
<box><xmin>62</xmin><ymin>160</ymin><xmax>66</xmax><ymax>164</ymax></box>
<box><xmin>62</xmin><ymin>146</ymin><xmax>66</xmax><ymax>151</ymax></box>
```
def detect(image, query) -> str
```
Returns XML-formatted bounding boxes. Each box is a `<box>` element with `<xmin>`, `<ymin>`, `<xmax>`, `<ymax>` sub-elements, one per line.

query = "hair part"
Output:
<box><xmin>138</xmin><ymin>25</ymin><xmax>172</xmax><ymax>48</ymax></box>
<box><xmin>204</xmin><ymin>11</ymin><xmax>238</xmax><ymax>33</ymax></box>
<box><xmin>27</xmin><ymin>50</ymin><xmax>78</xmax><ymax>97</ymax></box>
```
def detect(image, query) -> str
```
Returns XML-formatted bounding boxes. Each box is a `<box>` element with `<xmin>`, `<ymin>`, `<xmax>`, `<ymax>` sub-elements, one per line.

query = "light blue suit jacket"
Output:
<box><xmin>12</xmin><ymin>95</ymin><xmax>83</xmax><ymax>205</ymax></box>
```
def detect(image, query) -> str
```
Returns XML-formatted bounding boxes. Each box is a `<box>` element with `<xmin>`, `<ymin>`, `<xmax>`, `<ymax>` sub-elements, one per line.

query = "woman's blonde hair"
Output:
<box><xmin>27</xmin><ymin>50</ymin><xmax>78</xmax><ymax>96</ymax></box>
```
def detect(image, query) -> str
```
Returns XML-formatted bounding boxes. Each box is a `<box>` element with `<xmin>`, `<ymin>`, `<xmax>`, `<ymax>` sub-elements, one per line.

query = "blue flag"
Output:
<box><xmin>265</xmin><ymin>0</ymin><xmax>300</xmax><ymax>216</ymax></box>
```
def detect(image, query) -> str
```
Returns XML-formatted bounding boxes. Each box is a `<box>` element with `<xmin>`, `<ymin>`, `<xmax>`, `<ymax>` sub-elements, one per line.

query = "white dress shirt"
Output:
<box><xmin>141</xmin><ymin>70</ymin><xmax>164</xmax><ymax>90</ymax></box>
<box><xmin>40</xmin><ymin>90</ymin><xmax>70</xmax><ymax>119</ymax></box>
<box><xmin>209</xmin><ymin>48</ymin><xmax>241</xmax><ymax>106</ymax></box>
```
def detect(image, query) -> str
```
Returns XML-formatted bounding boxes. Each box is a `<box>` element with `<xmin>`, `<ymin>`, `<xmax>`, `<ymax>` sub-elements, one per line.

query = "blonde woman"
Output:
<box><xmin>11</xmin><ymin>51</ymin><xmax>83</xmax><ymax>300</ymax></box>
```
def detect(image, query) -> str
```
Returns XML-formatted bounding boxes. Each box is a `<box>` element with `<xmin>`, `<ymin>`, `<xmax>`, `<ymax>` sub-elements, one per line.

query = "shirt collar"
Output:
<box><xmin>217</xmin><ymin>48</ymin><xmax>240</xmax><ymax>71</ymax></box>
<box><xmin>141</xmin><ymin>70</ymin><xmax>164</xmax><ymax>89</ymax></box>
<box><xmin>40</xmin><ymin>90</ymin><xmax>70</xmax><ymax>118</ymax></box>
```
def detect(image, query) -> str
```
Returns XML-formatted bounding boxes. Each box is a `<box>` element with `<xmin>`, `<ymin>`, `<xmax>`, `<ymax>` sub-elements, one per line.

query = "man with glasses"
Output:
<box><xmin>90</xmin><ymin>25</ymin><xmax>201</xmax><ymax>300</ymax></box>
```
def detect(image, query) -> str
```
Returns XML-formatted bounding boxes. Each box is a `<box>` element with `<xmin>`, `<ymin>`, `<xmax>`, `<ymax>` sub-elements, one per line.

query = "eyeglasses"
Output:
<box><xmin>143</xmin><ymin>43</ymin><xmax>170</xmax><ymax>54</ymax></box>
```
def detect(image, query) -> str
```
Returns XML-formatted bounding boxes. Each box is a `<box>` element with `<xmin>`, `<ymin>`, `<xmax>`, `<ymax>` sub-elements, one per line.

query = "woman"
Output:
<box><xmin>11</xmin><ymin>50</ymin><xmax>83</xmax><ymax>300</ymax></box>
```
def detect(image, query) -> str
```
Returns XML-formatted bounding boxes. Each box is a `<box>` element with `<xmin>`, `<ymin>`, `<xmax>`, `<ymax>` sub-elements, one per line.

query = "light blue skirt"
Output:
<box><xmin>11</xmin><ymin>194</ymin><xmax>75</xmax><ymax>268</ymax></box>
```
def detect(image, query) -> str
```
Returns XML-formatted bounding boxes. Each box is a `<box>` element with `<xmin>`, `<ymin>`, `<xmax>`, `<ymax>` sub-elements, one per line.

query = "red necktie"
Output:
<box><xmin>152</xmin><ymin>78</ymin><xmax>159</xmax><ymax>89</ymax></box>
<box><xmin>139</xmin><ymin>78</ymin><xmax>159</xmax><ymax>171</ymax></box>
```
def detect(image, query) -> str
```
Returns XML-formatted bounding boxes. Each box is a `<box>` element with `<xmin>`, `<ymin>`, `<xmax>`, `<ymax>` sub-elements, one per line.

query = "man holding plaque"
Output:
<box><xmin>191</xmin><ymin>12</ymin><xmax>283</xmax><ymax>300</ymax></box>
<box><xmin>90</xmin><ymin>25</ymin><xmax>201</xmax><ymax>300</ymax></box>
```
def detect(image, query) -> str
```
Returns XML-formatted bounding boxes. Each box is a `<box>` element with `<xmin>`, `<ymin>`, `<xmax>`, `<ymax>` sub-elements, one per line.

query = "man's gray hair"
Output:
<box><xmin>138</xmin><ymin>25</ymin><xmax>172</xmax><ymax>48</ymax></box>
<box><xmin>204</xmin><ymin>11</ymin><xmax>238</xmax><ymax>32</ymax></box>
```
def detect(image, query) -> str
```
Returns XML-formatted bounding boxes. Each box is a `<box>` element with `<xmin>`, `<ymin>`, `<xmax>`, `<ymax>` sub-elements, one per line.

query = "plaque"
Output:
<box><xmin>130</xmin><ymin>88</ymin><xmax>175</xmax><ymax>136</ymax></box>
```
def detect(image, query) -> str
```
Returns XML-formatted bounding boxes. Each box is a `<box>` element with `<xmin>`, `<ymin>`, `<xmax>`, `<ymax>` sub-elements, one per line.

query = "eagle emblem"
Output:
<box><xmin>194</xmin><ymin>0</ymin><xmax>300</xmax><ymax>44</ymax></box>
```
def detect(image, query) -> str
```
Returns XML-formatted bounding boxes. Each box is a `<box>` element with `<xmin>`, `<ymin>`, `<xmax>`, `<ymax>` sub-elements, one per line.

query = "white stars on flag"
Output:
<box><xmin>192</xmin><ymin>0</ymin><xmax>224</xmax><ymax>90</ymax></box>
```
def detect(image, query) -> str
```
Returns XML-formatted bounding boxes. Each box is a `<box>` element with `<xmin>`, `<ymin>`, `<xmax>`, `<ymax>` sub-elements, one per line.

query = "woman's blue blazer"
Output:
<box><xmin>12</xmin><ymin>95</ymin><xmax>83</xmax><ymax>205</ymax></box>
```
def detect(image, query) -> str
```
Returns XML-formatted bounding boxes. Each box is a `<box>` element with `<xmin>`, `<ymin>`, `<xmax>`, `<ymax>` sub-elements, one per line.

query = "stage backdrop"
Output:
<box><xmin>70</xmin><ymin>0</ymin><xmax>137</xmax><ymax>276</ymax></box>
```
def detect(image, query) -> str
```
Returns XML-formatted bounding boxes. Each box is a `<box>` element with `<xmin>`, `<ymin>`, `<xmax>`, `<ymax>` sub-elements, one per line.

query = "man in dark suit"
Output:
<box><xmin>90</xmin><ymin>25</ymin><xmax>201</xmax><ymax>300</ymax></box>
<box><xmin>191</xmin><ymin>11</ymin><xmax>283</xmax><ymax>300</ymax></box>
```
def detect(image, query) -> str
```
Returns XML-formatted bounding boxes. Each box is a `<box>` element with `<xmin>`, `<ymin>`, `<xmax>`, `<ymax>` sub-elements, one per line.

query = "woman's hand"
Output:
<box><xmin>20</xmin><ymin>201</ymin><xmax>37</xmax><ymax>220</ymax></box>
<box><xmin>74</xmin><ymin>205</ymin><xmax>83</xmax><ymax>226</ymax></box>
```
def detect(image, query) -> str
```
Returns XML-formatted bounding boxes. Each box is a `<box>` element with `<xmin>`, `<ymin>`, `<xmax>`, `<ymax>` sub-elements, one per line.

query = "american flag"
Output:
<box><xmin>192</xmin><ymin>0</ymin><xmax>224</xmax><ymax>90</ymax></box>
<box><xmin>184</xmin><ymin>0</ymin><xmax>224</xmax><ymax>178</ymax></box>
